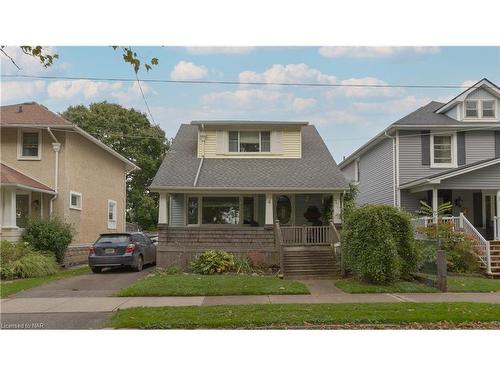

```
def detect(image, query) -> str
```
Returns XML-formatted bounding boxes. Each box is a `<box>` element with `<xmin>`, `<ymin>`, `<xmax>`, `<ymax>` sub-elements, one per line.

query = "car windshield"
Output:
<box><xmin>95</xmin><ymin>235</ymin><xmax>130</xmax><ymax>244</ymax></box>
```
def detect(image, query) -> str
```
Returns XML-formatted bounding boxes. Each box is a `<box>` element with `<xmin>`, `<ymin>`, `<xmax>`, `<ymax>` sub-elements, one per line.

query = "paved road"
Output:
<box><xmin>14</xmin><ymin>265</ymin><xmax>155</xmax><ymax>298</ymax></box>
<box><xmin>1</xmin><ymin>266</ymin><xmax>154</xmax><ymax>329</ymax></box>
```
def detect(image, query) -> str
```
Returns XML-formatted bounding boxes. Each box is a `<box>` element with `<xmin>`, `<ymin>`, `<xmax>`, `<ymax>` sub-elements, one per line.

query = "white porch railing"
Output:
<box><xmin>411</xmin><ymin>213</ymin><xmax>491</xmax><ymax>273</ymax></box>
<box><xmin>280</xmin><ymin>225</ymin><xmax>332</xmax><ymax>245</ymax></box>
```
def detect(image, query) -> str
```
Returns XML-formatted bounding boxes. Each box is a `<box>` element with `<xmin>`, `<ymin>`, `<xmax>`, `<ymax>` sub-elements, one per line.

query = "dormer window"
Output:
<box><xmin>482</xmin><ymin>100</ymin><xmax>495</xmax><ymax>118</ymax></box>
<box><xmin>228</xmin><ymin>131</ymin><xmax>271</xmax><ymax>152</ymax></box>
<box><xmin>465</xmin><ymin>100</ymin><xmax>478</xmax><ymax>118</ymax></box>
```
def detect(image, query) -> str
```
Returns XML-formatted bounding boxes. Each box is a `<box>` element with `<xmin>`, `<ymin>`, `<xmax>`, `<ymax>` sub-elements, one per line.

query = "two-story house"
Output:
<box><xmin>151</xmin><ymin>120</ymin><xmax>348</xmax><ymax>276</ymax></box>
<box><xmin>339</xmin><ymin>78</ymin><xmax>500</xmax><ymax>274</ymax></box>
<box><xmin>0</xmin><ymin>102</ymin><xmax>138</xmax><ymax>263</ymax></box>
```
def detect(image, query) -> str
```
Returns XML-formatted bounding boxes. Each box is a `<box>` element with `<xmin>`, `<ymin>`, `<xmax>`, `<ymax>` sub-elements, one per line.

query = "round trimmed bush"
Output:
<box><xmin>22</xmin><ymin>218</ymin><xmax>74</xmax><ymax>264</ymax></box>
<box><xmin>343</xmin><ymin>205</ymin><xmax>417</xmax><ymax>284</ymax></box>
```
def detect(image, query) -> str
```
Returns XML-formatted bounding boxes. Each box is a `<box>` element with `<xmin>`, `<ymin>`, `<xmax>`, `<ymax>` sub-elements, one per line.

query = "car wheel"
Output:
<box><xmin>91</xmin><ymin>266</ymin><xmax>102</xmax><ymax>274</ymax></box>
<box><xmin>133</xmin><ymin>255</ymin><xmax>143</xmax><ymax>272</ymax></box>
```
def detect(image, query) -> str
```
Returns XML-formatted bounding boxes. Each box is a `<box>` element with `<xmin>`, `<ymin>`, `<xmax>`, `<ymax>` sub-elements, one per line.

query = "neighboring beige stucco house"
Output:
<box><xmin>0</xmin><ymin>102</ymin><xmax>138</xmax><ymax>248</ymax></box>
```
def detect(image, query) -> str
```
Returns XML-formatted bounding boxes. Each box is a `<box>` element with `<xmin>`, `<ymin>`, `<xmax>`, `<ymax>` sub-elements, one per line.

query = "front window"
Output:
<box><xmin>228</xmin><ymin>131</ymin><xmax>271</xmax><ymax>153</ymax></box>
<box><xmin>432</xmin><ymin>134</ymin><xmax>455</xmax><ymax>167</ymax></box>
<box><xmin>465</xmin><ymin>100</ymin><xmax>478</xmax><ymax>118</ymax></box>
<box><xmin>70</xmin><ymin>192</ymin><xmax>82</xmax><ymax>210</ymax></box>
<box><xmin>276</xmin><ymin>195</ymin><xmax>292</xmax><ymax>224</ymax></box>
<box><xmin>107</xmin><ymin>200</ymin><xmax>117</xmax><ymax>229</ymax></box>
<box><xmin>482</xmin><ymin>100</ymin><xmax>496</xmax><ymax>118</ymax></box>
<box><xmin>187</xmin><ymin>197</ymin><xmax>199</xmax><ymax>225</ymax></box>
<box><xmin>202</xmin><ymin>197</ymin><xmax>239</xmax><ymax>224</ymax></box>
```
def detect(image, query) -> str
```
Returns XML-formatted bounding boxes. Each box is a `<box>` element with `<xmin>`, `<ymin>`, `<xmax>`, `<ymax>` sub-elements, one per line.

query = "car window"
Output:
<box><xmin>130</xmin><ymin>234</ymin><xmax>141</xmax><ymax>244</ymax></box>
<box><xmin>96</xmin><ymin>235</ymin><xmax>129</xmax><ymax>244</ymax></box>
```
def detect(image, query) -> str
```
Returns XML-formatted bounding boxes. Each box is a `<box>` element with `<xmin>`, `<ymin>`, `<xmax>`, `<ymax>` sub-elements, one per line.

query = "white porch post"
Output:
<box><xmin>332</xmin><ymin>192</ymin><xmax>341</xmax><ymax>224</ymax></box>
<box><xmin>2</xmin><ymin>187</ymin><xmax>17</xmax><ymax>228</ymax></box>
<box><xmin>158</xmin><ymin>193</ymin><xmax>168</xmax><ymax>225</ymax></box>
<box><xmin>265</xmin><ymin>193</ymin><xmax>274</xmax><ymax>225</ymax></box>
<box><xmin>432</xmin><ymin>187</ymin><xmax>438</xmax><ymax>223</ymax></box>
<box><xmin>496</xmin><ymin>190</ymin><xmax>500</xmax><ymax>240</ymax></box>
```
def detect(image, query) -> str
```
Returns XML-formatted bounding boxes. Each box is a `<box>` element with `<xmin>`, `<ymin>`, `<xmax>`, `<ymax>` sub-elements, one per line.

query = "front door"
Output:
<box><xmin>485</xmin><ymin>195</ymin><xmax>498</xmax><ymax>240</ymax></box>
<box><xmin>16</xmin><ymin>194</ymin><xmax>30</xmax><ymax>228</ymax></box>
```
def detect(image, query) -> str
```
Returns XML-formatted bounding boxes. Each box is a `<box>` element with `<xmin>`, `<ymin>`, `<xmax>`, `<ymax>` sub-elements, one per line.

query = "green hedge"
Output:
<box><xmin>343</xmin><ymin>205</ymin><xmax>417</xmax><ymax>284</ymax></box>
<box><xmin>0</xmin><ymin>240</ymin><xmax>59</xmax><ymax>280</ymax></box>
<box><xmin>22</xmin><ymin>218</ymin><xmax>74</xmax><ymax>264</ymax></box>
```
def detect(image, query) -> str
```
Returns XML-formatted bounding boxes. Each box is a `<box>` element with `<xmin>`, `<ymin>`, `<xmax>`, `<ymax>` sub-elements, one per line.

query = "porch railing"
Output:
<box><xmin>280</xmin><ymin>225</ymin><xmax>332</xmax><ymax>245</ymax></box>
<box><xmin>411</xmin><ymin>213</ymin><xmax>491</xmax><ymax>273</ymax></box>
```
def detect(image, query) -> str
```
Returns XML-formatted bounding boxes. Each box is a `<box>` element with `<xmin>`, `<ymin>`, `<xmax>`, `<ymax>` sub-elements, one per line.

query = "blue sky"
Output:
<box><xmin>2</xmin><ymin>46</ymin><xmax>500</xmax><ymax>160</ymax></box>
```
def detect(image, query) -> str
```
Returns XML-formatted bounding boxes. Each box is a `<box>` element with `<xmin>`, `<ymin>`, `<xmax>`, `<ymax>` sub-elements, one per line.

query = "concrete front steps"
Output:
<box><xmin>490</xmin><ymin>241</ymin><xmax>500</xmax><ymax>277</ymax></box>
<box><xmin>283</xmin><ymin>247</ymin><xmax>341</xmax><ymax>279</ymax></box>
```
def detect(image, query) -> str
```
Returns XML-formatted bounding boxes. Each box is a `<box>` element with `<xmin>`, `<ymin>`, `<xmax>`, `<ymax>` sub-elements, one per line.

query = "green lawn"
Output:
<box><xmin>419</xmin><ymin>274</ymin><xmax>500</xmax><ymax>293</ymax></box>
<box><xmin>335</xmin><ymin>278</ymin><xmax>438</xmax><ymax>293</ymax></box>
<box><xmin>108</xmin><ymin>302</ymin><xmax>500</xmax><ymax>329</ymax></box>
<box><xmin>0</xmin><ymin>266</ymin><xmax>90</xmax><ymax>298</ymax></box>
<box><xmin>116</xmin><ymin>274</ymin><xmax>309</xmax><ymax>297</ymax></box>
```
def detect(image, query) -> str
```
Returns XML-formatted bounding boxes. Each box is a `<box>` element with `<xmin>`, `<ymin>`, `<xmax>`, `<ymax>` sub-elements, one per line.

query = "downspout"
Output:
<box><xmin>47</xmin><ymin>127</ymin><xmax>61</xmax><ymax>217</ymax></box>
<box><xmin>193</xmin><ymin>124</ymin><xmax>206</xmax><ymax>187</ymax></box>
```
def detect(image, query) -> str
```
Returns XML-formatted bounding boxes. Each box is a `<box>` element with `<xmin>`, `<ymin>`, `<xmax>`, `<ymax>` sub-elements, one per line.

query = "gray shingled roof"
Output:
<box><xmin>151</xmin><ymin>124</ymin><xmax>348</xmax><ymax>190</ymax></box>
<box><xmin>394</xmin><ymin>101</ymin><xmax>461</xmax><ymax>125</ymax></box>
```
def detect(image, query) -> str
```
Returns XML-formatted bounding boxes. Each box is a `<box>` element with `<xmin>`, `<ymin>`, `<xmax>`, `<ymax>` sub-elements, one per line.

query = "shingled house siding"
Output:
<box><xmin>357</xmin><ymin>138</ymin><xmax>394</xmax><ymax>206</ymax></box>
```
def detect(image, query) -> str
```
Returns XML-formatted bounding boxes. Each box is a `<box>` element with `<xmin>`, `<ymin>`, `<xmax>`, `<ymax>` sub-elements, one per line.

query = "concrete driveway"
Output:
<box><xmin>15</xmin><ymin>265</ymin><xmax>155</xmax><ymax>298</ymax></box>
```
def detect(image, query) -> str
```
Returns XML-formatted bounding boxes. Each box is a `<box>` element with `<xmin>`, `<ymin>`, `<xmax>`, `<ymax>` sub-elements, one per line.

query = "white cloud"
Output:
<box><xmin>184</xmin><ymin>47</ymin><xmax>256</xmax><ymax>55</ymax></box>
<box><xmin>239</xmin><ymin>63</ymin><xmax>337</xmax><ymax>85</ymax></box>
<box><xmin>319</xmin><ymin>46</ymin><xmax>440</xmax><ymax>59</ymax></box>
<box><xmin>170</xmin><ymin>61</ymin><xmax>208</xmax><ymax>80</ymax></box>
<box><xmin>46</xmin><ymin>80</ymin><xmax>123</xmax><ymax>99</ymax></box>
<box><xmin>111</xmin><ymin>81</ymin><xmax>153</xmax><ymax>102</ymax></box>
<box><xmin>291</xmin><ymin>97</ymin><xmax>317</xmax><ymax>112</ymax></box>
<box><xmin>461</xmin><ymin>79</ymin><xmax>479</xmax><ymax>88</ymax></box>
<box><xmin>1</xmin><ymin>80</ymin><xmax>46</xmax><ymax>102</ymax></box>
<box><xmin>333</xmin><ymin>77</ymin><xmax>403</xmax><ymax>98</ymax></box>
<box><xmin>352</xmin><ymin>96</ymin><xmax>432</xmax><ymax>114</ymax></box>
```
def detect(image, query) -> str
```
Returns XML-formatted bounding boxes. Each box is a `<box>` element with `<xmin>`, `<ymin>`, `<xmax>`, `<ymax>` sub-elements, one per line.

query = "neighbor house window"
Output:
<box><xmin>202</xmin><ymin>197</ymin><xmax>240</xmax><ymax>224</ymax></box>
<box><xmin>465</xmin><ymin>100</ymin><xmax>478</xmax><ymax>118</ymax></box>
<box><xmin>70</xmin><ymin>191</ymin><xmax>82</xmax><ymax>210</ymax></box>
<box><xmin>482</xmin><ymin>100</ymin><xmax>496</xmax><ymax>118</ymax></box>
<box><xmin>18</xmin><ymin>129</ymin><xmax>42</xmax><ymax>159</ymax></box>
<box><xmin>355</xmin><ymin>159</ymin><xmax>361</xmax><ymax>183</ymax></box>
<box><xmin>228</xmin><ymin>131</ymin><xmax>271</xmax><ymax>152</ymax></box>
<box><xmin>431</xmin><ymin>134</ymin><xmax>456</xmax><ymax>167</ymax></box>
<box><xmin>107</xmin><ymin>200</ymin><xmax>117</xmax><ymax>229</ymax></box>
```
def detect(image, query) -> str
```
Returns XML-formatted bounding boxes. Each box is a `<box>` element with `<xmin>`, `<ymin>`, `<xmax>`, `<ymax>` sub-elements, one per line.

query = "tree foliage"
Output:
<box><xmin>62</xmin><ymin>102</ymin><xmax>168</xmax><ymax>230</ymax></box>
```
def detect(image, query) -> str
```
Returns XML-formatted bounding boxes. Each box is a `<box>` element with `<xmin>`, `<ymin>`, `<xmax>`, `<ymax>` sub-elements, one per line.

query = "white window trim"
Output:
<box><xmin>430</xmin><ymin>132</ymin><xmax>457</xmax><ymax>169</ymax></box>
<box><xmin>107</xmin><ymin>199</ymin><xmax>117</xmax><ymax>229</ymax></box>
<box><xmin>17</xmin><ymin>128</ymin><xmax>42</xmax><ymax>160</ymax></box>
<box><xmin>227</xmin><ymin>130</ymin><xmax>272</xmax><ymax>153</ymax></box>
<box><xmin>353</xmin><ymin>158</ymin><xmax>361</xmax><ymax>184</ymax></box>
<box><xmin>69</xmin><ymin>191</ymin><xmax>83</xmax><ymax>210</ymax></box>
<box><xmin>463</xmin><ymin>99</ymin><xmax>498</xmax><ymax>121</ymax></box>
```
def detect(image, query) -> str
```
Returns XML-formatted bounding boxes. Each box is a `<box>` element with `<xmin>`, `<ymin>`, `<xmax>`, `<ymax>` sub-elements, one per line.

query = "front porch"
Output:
<box><xmin>0</xmin><ymin>164</ymin><xmax>55</xmax><ymax>241</ymax></box>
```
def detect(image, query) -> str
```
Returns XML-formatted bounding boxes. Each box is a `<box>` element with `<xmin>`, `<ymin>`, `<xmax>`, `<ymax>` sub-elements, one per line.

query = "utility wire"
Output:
<box><xmin>134</xmin><ymin>73</ymin><xmax>157</xmax><ymax>126</ymax></box>
<box><xmin>0</xmin><ymin>73</ymin><xmax>487</xmax><ymax>89</ymax></box>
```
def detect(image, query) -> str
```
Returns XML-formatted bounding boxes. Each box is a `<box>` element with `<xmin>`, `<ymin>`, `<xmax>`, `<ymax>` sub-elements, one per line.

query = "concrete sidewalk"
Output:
<box><xmin>2</xmin><ymin>292</ymin><xmax>500</xmax><ymax>314</ymax></box>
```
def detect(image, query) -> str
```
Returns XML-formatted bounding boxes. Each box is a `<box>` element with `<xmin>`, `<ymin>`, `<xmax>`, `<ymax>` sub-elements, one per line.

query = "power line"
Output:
<box><xmin>134</xmin><ymin>73</ymin><xmax>157</xmax><ymax>126</ymax></box>
<box><xmin>0</xmin><ymin>73</ymin><xmax>484</xmax><ymax>89</ymax></box>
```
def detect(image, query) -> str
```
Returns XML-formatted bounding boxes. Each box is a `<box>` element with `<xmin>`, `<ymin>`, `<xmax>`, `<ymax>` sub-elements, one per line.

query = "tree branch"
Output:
<box><xmin>0</xmin><ymin>47</ymin><xmax>21</xmax><ymax>70</ymax></box>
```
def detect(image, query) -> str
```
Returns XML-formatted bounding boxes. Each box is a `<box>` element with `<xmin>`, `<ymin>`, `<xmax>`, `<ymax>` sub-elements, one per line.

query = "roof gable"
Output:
<box><xmin>435</xmin><ymin>78</ymin><xmax>500</xmax><ymax>114</ymax></box>
<box><xmin>0</xmin><ymin>102</ymin><xmax>71</xmax><ymax>125</ymax></box>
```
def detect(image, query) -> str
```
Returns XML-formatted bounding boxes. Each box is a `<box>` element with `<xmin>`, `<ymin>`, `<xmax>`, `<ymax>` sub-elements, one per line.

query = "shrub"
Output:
<box><xmin>234</xmin><ymin>255</ymin><xmax>254</xmax><ymax>274</ymax></box>
<box><xmin>416</xmin><ymin>222</ymin><xmax>479</xmax><ymax>273</ymax></box>
<box><xmin>0</xmin><ymin>240</ymin><xmax>59</xmax><ymax>280</ymax></box>
<box><xmin>190</xmin><ymin>250</ymin><xmax>235</xmax><ymax>275</ymax></box>
<box><xmin>343</xmin><ymin>205</ymin><xmax>417</xmax><ymax>284</ymax></box>
<box><xmin>22</xmin><ymin>218</ymin><xmax>74</xmax><ymax>264</ymax></box>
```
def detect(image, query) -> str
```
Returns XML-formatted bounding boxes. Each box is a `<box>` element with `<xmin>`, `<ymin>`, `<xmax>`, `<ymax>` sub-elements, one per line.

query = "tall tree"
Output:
<box><xmin>62</xmin><ymin>102</ymin><xmax>168</xmax><ymax>230</ymax></box>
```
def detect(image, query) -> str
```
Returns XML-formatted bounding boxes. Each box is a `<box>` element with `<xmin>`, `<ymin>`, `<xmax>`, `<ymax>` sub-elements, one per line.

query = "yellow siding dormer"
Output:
<box><xmin>197</xmin><ymin>127</ymin><xmax>302</xmax><ymax>159</ymax></box>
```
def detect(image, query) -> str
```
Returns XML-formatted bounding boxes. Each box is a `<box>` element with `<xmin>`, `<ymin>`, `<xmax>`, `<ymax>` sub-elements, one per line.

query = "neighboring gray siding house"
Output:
<box><xmin>339</xmin><ymin>78</ymin><xmax>500</xmax><ymax>241</ymax></box>
<box><xmin>151</xmin><ymin>121</ymin><xmax>348</xmax><ymax>269</ymax></box>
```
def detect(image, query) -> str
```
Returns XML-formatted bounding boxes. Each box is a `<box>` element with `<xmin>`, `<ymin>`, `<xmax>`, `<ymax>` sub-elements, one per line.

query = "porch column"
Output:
<box><xmin>2</xmin><ymin>188</ymin><xmax>17</xmax><ymax>228</ymax></box>
<box><xmin>432</xmin><ymin>187</ymin><xmax>438</xmax><ymax>223</ymax></box>
<box><xmin>496</xmin><ymin>190</ymin><xmax>500</xmax><ymax>240</ymax></box>
<box><xmin>332</xmin><ymin>192</ymin><xmax>341</xmax><ymax>224</ymax></box>
<box><xmin>265</xmin><ymin>193</ymin><xmax>274</xmax><ymax>225</ymax></box>
<box><xmin>158</xmin><ymin>193</ymin><xmax>168</xmax><ymax>225</ymax></box>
